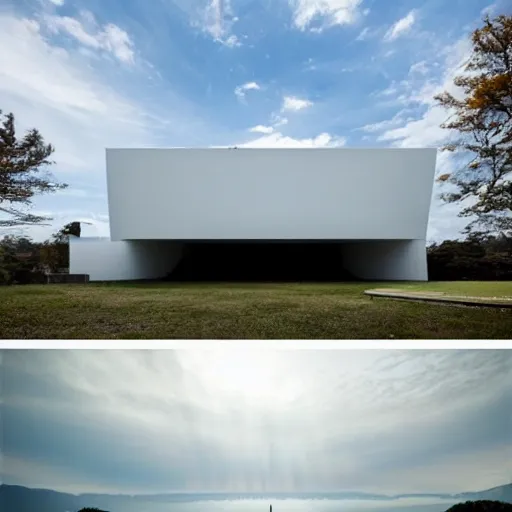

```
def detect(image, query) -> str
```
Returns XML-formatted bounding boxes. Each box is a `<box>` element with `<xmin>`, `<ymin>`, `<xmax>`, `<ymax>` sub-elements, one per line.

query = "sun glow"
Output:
<box><xmin>178</xmin><ymin>350</ymin><xmax>302</xmax><ymax>407</ymax></box>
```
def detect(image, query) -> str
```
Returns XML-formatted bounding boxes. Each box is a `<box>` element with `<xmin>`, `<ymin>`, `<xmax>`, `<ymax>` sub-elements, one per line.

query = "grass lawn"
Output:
<box><xmin>0</xmin><ymin>281</ymin><xmax>511</xmax><ymax>339</ymax></box>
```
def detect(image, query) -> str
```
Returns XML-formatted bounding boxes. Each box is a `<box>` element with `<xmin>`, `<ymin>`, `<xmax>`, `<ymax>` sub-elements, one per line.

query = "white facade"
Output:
<box><xmin>341</xmin><ymin>240</ymin><xmax>429</xmax><ymax>281</ymax></box>
<box><xmin>70</xmin><ymin>148</ymin><xmax>436</xmax><ymax>281</ymax></box>
<box><xmin>107</xmin><ymin>148</ymin><xmax>435</xmax><ymax>241</ymax></box>
<box><xmin>70</xmin><ymin>238</ymin><xmax>184</xmax><ymax>281</ymax></box>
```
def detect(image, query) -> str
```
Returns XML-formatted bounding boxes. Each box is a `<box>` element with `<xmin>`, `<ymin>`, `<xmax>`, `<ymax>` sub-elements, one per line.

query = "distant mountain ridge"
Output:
<box><xmin>452</xmin><ymin>484</ymin><xmax>512</xmax><ymax>503</ymax></box>
<box><xmin>1</xmin><ymin>483</ymin><xmax>511</xmax><ymax>512</ymax></box>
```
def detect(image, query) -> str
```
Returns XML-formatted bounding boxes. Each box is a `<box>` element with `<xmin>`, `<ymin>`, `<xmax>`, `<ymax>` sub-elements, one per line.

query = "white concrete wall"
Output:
<box><xmin>342</xmin><ymin>240</ymin><xmax>428</xmax><ymax>281</ymax></box>
<box><xmin>70</xmin><ymin>237</ymin><xmax>428</xmax><ymax>282</ymax></box>
<box><xmin>106</xmin><ymin>148</ymin><xmax>436</xmax><ymax>241</ymax></box>
<box><xmin>69</xmin><ymin>238</ymin><xmax>184</xmax><ymax>281</ymax></box>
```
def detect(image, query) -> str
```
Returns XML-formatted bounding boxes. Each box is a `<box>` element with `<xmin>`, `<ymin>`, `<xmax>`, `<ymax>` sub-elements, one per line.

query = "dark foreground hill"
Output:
<box><xmin>445</xmin><ymin>501</ymin><xmax>512</xmax><ymax>512</ymax></box>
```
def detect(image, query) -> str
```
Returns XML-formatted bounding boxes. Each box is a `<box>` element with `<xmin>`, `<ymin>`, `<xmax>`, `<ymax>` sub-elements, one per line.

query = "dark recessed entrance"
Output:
<box><xmin>166</xmin><ymin>241</ymin><xmax>356</xmax><ymax>282</ymax></box>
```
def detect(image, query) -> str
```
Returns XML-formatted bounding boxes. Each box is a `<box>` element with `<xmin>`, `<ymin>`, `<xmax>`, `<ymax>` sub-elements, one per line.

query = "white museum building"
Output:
<box><xmin>69</xmin><ymin>148</ymin><xmax>437</xmax><ymax>281</ymax></box>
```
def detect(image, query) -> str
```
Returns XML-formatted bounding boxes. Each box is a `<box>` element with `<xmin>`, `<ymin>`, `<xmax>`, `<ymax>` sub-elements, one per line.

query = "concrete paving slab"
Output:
<box><xmin>364</xmin><ymin>289</ymin><xmax>512</xmax><ymax>309</ymax></box>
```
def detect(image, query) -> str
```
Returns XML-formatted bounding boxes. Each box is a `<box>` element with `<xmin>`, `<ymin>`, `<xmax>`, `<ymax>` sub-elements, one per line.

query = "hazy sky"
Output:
<box><xmin>1</xmin><ymin>0</ymin><xmax>509</xmax><ymax>242</ymax></box>
<box><xmin>2</xmin><ymin>349</ymin><xmax>511</xmax><ymax>495</ymax></box>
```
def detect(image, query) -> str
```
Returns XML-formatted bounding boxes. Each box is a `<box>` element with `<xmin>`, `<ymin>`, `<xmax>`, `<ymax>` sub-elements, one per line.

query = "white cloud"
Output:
<box><xmin>44</xmin><ymin>12</ymin><xmax>135</xmax><ymax>64</ymax></box>
<box><xmin>282</xmin><ymin>95</ymin><xmax>313</xmax><ymax>111</ymax></box>
<box><xmin>249</xmin><ymin>125</ymin><xmax>274</xmax><ymax>134</ymax></box>
<box><xmin>358</xmin><ymin>111</ymin><xmax>411</xmax><ymax>133</ymax></box>
<box><xmin>0</xmin><ymin>12</ymin><xmax>156</xmax><ymax>241</ymax></box>
<box><xmin>0</xmin><ymin>16</ymin><xmax>139</xmax><ymax>122</ymax></box>
<box><xmin>234</xmin><ymin>81</ymin><xmax>260</xmax><ymax>101</ymax></box>
<box><xmin>272</xmin><ymin>114</ymin><xmax>289</xmax><ymax>126</ymax></box>
<box><xmin>410</xmin><ymin>60</ymin><xmax>429</xmax><ymax>75</ymax></box>
<box><xmin>100</xmin><ymin>23</ymin><xmax>135</xmax><ymax>63</ymax></box>
<box><xmin>240</xmin><ymin>96</ymin><xmax>326</xmax><ymax>150</ymax></box>
<box><xmin>481</xmin><ymin>2</ymin><xmax>499</xmax><ymax>17</ymax></box>
<box><xmin>222</xmin><ymin>34</ymin><xmax>241</xmax><ymax>47</ymax></box>
<box><xmin>371</xmin><ymin>79</ymin><xmax>414</xmax><ymax>104</ymax></box>
<box><xmin>48</xmin><ymin>0</ymin><xmax>65</xmax><ymax>5</ymax></box>
<box><xmin>378</xmin><ymin>38</ymin><xmax>472</xmax><ymax>148</ymax></box>
<box><xmin>1</xmin><ymin>19</ymin><xmax>90</xmax><ymax>116</ymax></box>
<box><xmin>290</xmin><ymin>0</ymin><xmax>364</xmax><ymax>31</ymax></box>
<box><xmin>369</xmin><ymin>37</ymin><xmax>474</xmax><ymax>241</ymax></box>
<box><xmin>384</xmin><ymin>10</ymin><xmax>416</xmax><ymax>41</ymax></box>
<box><xmin>202</xmin><ymin>0</ymin><xmax>240</xmax><ymax>46</ymax></box>
<box><xmin>241</xmin><ymin>131</ymin><xmax>346</xmax><ymax>148</ymax></box>
<box><xmin>374</xmin><ymin>82</ymin><xmax>401</xmax><ymax>98</ymax></box>
<box><xmin>378</xmin><ymin>108</ymin><xmax>448</xmax><ymax>148</ymax></box>
<box><xmin>427</xmin><ymin>195</ymin><xmax>470</xmax><ymax>243</ymax></box>
<box><xmin>204</xmin><ymin>0</ymin><xmax>225</xmax><ymax>39</ymax></box>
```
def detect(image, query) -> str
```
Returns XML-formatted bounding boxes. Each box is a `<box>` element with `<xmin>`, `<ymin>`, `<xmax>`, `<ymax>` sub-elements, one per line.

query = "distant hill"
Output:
<box><xmin>392</xmin><ymin>484</ymin><xmax>512</xmax><ymax>503</ymax></box>
<box><xmin>1</xmin><ymin>483</ymin><xmax>511</xmax><ymax>512</ymax></box>
<box><xmin>453</xmin><ymin>485</ymin><xmax>512</xmax><ymax>504</ymax></box>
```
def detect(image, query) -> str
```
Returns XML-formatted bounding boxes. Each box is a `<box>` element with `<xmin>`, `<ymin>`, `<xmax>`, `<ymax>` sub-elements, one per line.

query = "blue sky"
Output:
<box><xmin>2</xmin><ymin>349</ymin><xmax>512</xmax><ymax>494</ymax></box>
<box><xmin>0</xmin><ymin>0</ymin><xmax>507</xmax><ymax>241</ymax></box>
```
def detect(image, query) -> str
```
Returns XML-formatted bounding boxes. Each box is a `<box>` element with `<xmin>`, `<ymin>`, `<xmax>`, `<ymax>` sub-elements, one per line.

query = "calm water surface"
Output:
<box><xmin>104</xmin><ymin>497</ymin><xmax>459</xmax><ymax>512</ymax></box>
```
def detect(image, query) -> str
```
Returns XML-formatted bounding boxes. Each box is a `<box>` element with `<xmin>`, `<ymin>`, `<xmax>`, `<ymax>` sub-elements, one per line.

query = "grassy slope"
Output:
<box><xmin>0</xmin><ymin>281</ymin><xmax>511</xmax><ymax>339</ymax></box>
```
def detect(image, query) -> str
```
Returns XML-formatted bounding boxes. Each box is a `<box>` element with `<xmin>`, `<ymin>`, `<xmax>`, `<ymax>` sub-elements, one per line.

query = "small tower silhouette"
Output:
<box><xmin>270</xmin><ymin>505</ymin><xmax>272</xmax><ymax>512</ymax></box>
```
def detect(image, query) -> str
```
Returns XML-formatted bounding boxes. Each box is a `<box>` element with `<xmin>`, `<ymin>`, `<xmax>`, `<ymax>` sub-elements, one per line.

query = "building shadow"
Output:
<box><xmin>166</xmin><ymin>241</ymin><xmax>358</xmax><ymax>282</ymax></box>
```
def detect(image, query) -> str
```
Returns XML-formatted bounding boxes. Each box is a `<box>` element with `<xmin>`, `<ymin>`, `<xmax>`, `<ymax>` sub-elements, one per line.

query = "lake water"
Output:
<box><xmin>88</xmin><ymin>497</ymin><xmax>460</xmax><ymax>512</ymax></box>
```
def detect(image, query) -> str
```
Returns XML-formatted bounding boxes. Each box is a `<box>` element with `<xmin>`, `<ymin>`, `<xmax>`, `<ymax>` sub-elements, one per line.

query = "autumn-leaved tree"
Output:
<box><xmin>0</xmin><ymin>110</ymin><xmax>67</xmax><ymax>227</ymax></box>
<box><xmin>435</xmin><ymin>14</ymin><xmax>512</xmax><ymax>238</ymax></box>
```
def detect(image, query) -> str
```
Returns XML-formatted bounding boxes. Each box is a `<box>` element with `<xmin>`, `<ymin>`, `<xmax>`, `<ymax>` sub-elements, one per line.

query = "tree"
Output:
<box><xmin>39</xmin><ymin>240</ymin><xmax>62</xmax><ymax>273</ymax></box>
<box><xmin>53</xmin><ymin>221</ymin><xmax>82</xmax><ymax>243</ymax></box>
<box><xmin>53</xmin><ymin>221</ymin><xmax>81</xmax><ymax>270</ymax></box>
<box><xmin>435</xmin><ymin>14</ymin><xmax>512</xmax><ymax>238</ymax></box>
<box><xmin>427</xmin><ymin>235</ymin><xmax>512</xmax><ymax>280</ymax></box>
<box><xmin>39</xmin><ymin>221</ymin><xmax>83</xmax><ymax>272</ymax></box>
<box><xmin>0</xmin><ymin>234</ymin><xmax>45</xmax><ymax>284</ymax></box>
<box><xmin>0</xmin><ymin>109</ymin><xmax>67</xmax><ymax>227</ymax></box>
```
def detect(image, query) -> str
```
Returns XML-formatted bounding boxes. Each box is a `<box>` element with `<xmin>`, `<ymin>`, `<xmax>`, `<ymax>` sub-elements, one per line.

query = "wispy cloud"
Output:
<box><xmin>358</xmin><ymin>111</ymin><xmax>412</xmax><ymax>133</ymax></box>
<box><xmin>384</xmin><ymin>10</ymin><xmax>416</xmax><ymax>41</ymax></box>
<box><xmin>241</xmin><ymin>131</ymin><xmax>345</xmax><ymax>147</ymax></box>
<box><xmin>234</xmin><ymin>81</ymin><xmax>261</xmax><ymax>101</ymax></box>
<box><xmin>3</xmin><ymin>350</ymin><xmax>511</xmax><ymax>494</ymax></box>
<box><xmin>360</xmin><ymin>33</ymin><xmax>475</xmax><ymax>240</ymax></box>
<box><xmin>356</xmin><ymin>26</ymin><xmax>371</xmax><ymax>40</ymax></box>
<box><xmin>249</xmin><ymin>125</ymin><xmax>274</xmax><ymax>134</ymax></box>
<box><xmin>44</xmin><ymin>12</ymin><xmax>135</xmax><ymax>64</ymax></box>
<box><xmin>282</xmin><ymin>95</ymin><xmax>313</xmax><ymax>111</ymax></box>
<box><xmin>0</xmin><ymin>14</ymin><xmax>149</xmax><ymax>165</ymax></box>
<box><xmin>0</xmin><ymin>9</ymin><xmax>205</xmax><ymax>240</ymax></box>
<box><xmin>202</xmin><ymin>0</ymin><xmax>240</xmax><ymax>46</ymax></box>
<box><xmin>410</xmin><ymin>60</ymin><xmax>429</xmax><ymax>75</ymax></box>
<box><xmin>290</xmin><ymin>0</ymin><xmax>364</xmax><ymax>31</ymax></box>
<box><xmin>377</xmin><ymin>38</ymin><xmax>472</xmax><ymax>147</ymax></box>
